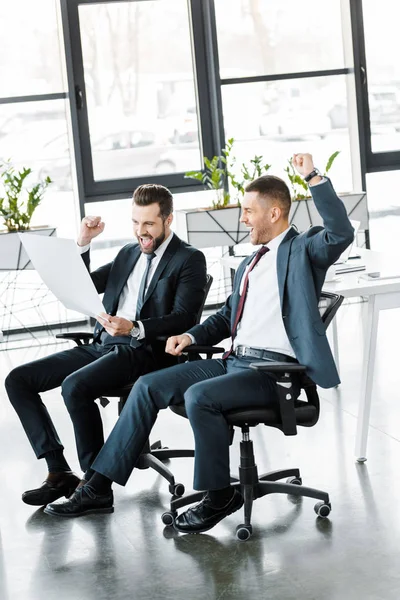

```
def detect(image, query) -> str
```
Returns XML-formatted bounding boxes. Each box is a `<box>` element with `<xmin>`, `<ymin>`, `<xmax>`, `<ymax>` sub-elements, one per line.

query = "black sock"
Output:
<box><xmin>86</xmin><ymin>472</ymin><xmax>113</xmax><ymax>495</ymax></box>
<box><xmin>44</xmin><ymin>449</ymin><xmax>71</xmax><ymax>473</ymax></box>
<box><xmin>84</xmin><ymin>468</ymin><xmax>95</xmax><ymax>481</ymax></box>
<box><xmin>208</xmin><ymin>486</ymin><xmax>234</xmax><ymax>508</ymax></box>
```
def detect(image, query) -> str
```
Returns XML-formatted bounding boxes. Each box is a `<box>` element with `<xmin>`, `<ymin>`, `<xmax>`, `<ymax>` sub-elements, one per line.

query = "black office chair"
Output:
<box><xmin>55</xmin><ymin>274</ymin><xmax>213</xmax><ymax>497</ymax></box>
<box><xmin>161</xmin><ymin>291</ymin><xmax>343</xmax><ymax>540</ymax></box>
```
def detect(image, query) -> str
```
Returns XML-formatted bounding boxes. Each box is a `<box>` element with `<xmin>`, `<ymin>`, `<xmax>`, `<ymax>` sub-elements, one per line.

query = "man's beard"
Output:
<box><xmin>137</xmin><ymin>223</ymin><xmax>167</xmax><ymax>254</ymax></box>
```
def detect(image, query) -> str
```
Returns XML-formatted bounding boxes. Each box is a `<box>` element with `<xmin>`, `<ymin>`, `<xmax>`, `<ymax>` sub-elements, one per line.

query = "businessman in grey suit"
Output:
<box><xmin>5</xmin><ymin>184</ymin><xmax>206</xmax><ymax>508</ymax></box>
<box><xmin>44</xmin><ymin>153</ymin><xmax>354</xmax><ymax>526</ymax></box>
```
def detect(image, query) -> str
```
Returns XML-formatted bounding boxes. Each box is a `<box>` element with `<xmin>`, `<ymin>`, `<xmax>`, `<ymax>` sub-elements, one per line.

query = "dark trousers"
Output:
<box><xmin>92</xmin><ymin>355</ymin><xmax>300</xmax><ymax>490</ymax></box>
<box><xmin>5</xmin><ymin>339</ymin><xmax>156</xmax><ymax>472</ymax></box>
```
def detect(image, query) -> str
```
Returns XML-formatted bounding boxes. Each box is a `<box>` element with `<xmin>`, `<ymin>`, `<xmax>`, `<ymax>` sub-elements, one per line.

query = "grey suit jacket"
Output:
<box><xmin>188</xmin><ymin>179</ymin><xmax>354</xmax><ymax>388</ymax></box>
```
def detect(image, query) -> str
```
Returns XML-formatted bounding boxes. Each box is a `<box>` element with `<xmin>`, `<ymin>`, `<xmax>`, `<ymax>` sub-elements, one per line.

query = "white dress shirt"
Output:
<box><xmin>233</xmin><ymin>226</ymin><xmax>295</xmax><ymax>357</ymax></box>
<box><xmin>79</xmin><ymin>231</ymin><xmax>174</xmax><ymax>339</ymax></box>
<box><xmin>186</xmin><ymin>178</ymin><xmax>326</xmax><ymax>351</ymax></box>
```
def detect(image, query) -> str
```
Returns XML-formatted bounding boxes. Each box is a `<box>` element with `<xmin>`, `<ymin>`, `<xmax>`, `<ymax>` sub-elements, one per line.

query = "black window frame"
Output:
<box><xmin>60</xmin><ymin>0</ymin><xmax>225</xmax><ymax>207</ymax></box>
<box><xmin>350</xmin><ymin>0</ymin><xmax>400</xmax><ymax>175</ymax></box>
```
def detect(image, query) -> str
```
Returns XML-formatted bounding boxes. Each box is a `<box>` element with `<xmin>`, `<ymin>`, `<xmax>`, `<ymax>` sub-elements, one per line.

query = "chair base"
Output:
<box><xmin>136</xmin><ymin>439</ymin><xmax>195</xmax><ymax>497</ymax></box>
<box><xmin>164</xmin><ymin>437</ymin><xmax>331</xmax><ymax>539</ymax></box>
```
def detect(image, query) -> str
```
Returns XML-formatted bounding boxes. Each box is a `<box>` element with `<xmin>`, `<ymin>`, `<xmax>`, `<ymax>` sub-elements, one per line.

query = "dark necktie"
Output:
<box><xmin>136</xmin><ymin>252</ymin><xmax>156</xmax><ymax>319</ymax></box>
<box><xmin>224</xmin><ymin>245</ymin><xmax>269</xmax><ymax>358</ymax></box>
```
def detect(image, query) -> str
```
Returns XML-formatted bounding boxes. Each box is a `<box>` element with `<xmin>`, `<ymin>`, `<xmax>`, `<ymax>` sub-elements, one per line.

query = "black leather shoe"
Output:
<box><xmin>43</xmin><ymin>484</ymin><xmax>114</xmax><ymax>518</ymax></box>
<box><xmin>174</xmin><ymin>489</ymin><xmax>244</xmax><ymax>534</ymax></box>
<box><xmin>22</xmin><ymin>472</ymin><xmax>81</xmax><ymax>506</ymax></box>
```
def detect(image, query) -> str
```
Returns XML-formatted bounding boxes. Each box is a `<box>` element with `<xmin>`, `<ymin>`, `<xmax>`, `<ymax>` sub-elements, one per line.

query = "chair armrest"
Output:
<box><xmin>250</xmin><ymin>361</ymin><xmax>306</xmax><ymax>373</ymax></box>
<box><xmin>56</xmin><ymin>332</ymin><xmax>94</xmax><ymax>346</ymax></box>
<box><xmin>250</xmin><ymin>361</ymin><xmax>305</xmax><ymax>436</ymax></box>
<box><xmin>154</xmin><ymin>337</ymin><xmax>225</xmax><ymax>356</ymax></box>
<box><xmin>185</xmin><ymin>345</ymin><xmax>225</xmax><ymax>355</ymax></box>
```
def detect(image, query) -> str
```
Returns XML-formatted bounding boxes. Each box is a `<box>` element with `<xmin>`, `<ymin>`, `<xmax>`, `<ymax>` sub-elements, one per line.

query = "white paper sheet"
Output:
<box><xmin>18</xmin><ymin>233</ymin><xmax>104</xmax><ymax>318</ymax></box>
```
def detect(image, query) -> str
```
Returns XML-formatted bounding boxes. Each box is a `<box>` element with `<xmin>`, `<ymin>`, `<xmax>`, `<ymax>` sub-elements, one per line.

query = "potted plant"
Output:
<box><xmin>0</xmin><ymin>161</ymin><xmax>52</xmax><ymax>232</ymax></box>
<box><xmin>0</xmin><ymin>161</ymin><xmax>54</xmax><ymax>270</ymax></box>
<box><xmin>176</xmin><ymin>139</ymin><xmax>271</xmax><ymax>248</ymax></box>
<box><xmin>285</xmin><ymin>151</ymin><xmax>368</xmax><ymax>234</ymax></box>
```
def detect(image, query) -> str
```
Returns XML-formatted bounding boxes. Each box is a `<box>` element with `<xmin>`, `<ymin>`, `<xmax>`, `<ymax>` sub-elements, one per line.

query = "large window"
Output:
<box><xmin>215</xmin><ymin>0</ymin><xmax>345</xmax><ymax>77</ymax></box>
<box><xmin>362</xmin><ymin>0</ymin><xmax>400</xmax><ymax>154</ymax></box>
<box><xmin>0</xmin><ymin>0</ymin><xmax>64</xmax><ymax>96</ymax></box>
<box><xmin>221</xmin><ymin>76</ymin><xmax>353</xmax><ymax>192</ymax></box>
<box><xmin>214</xmin><ymin>0</ymin><xmax>355</xmax><ymax>194</ymax></box>
<box><xmin>79</xmin><ymin>0</ymin><xmax>202</xmax><ymax>182</ymax></box>
<box><xmin>0</xmin><ymin>1</ymin><xmax>79</xmax><ymax>239</ymax></box>
<box><xmin>0</xmin><ymin>0</ymin><xmax>81</xmax><ymax>337</ymax></box>
<box><xmin>63</xmin><ymin>0</ymin><xmax>217</xmax><ymax>200</ymax></box>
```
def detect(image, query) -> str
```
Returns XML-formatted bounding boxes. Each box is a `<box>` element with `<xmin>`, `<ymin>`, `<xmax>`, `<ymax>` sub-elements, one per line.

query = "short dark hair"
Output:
<box><xmin>245</xmin><ymin>175</ymin><xmax>291</xmax><ymax>218</ymax></box>
<box><xmin>133</xmin><ymin>184</ymin><xmax>173</xmax><ymax>220</ymax></box>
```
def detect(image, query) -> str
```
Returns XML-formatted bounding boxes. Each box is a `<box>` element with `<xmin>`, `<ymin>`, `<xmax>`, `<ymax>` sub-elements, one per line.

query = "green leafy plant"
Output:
<box><xmin>285</xmin><ymin>150</ymin><xmax>341</xmax><ymax>201</ymax></box>
<box><xmin>224</xmin><ymin>138</ymin><xmax>271</xmax><ymax>201</ymax></box>
<box><xmin>185</xmin><ymin>152</ymin><xmax>230</xmax><ymax>209</ymax></box>
<box><xmin>185</xmin><ymin>138</ymin><xmax>271</xmax><ymax>209</ymax></box>
<box><xmin>0</xmin><ymin>161</ymin><xmax>52</xmax><ymax>232</ymax></box>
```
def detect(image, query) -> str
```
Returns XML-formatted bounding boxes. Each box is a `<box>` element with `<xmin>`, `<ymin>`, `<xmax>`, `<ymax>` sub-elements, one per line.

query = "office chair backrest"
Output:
<box><xmin>196</xmin><ymin>274</ymin><xmax>213</xmax><ymax>325</ymax></box>
<box><xmin>293</xmin><ymin>291</ymin><xmax>343</xmax><ymax>428</ymax></box>
<box><xmin>318</xmin><ymin>291</ymin><xmax>343</xmax><ymax>328</ymax></box>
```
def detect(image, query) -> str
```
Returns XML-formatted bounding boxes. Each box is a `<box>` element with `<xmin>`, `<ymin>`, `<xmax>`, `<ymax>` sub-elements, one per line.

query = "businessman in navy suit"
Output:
<box><xmin>44</xmin><ymin>154</ymin><xmax>354</xmax><ymax>525</ymax></box>
<box><xmin>5</xmin><ymin>184</ymin><xmax>207</xmax><ymax>507</ymax></box>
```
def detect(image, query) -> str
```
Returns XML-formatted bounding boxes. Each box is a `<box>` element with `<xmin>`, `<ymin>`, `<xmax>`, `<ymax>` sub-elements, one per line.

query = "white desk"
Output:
<box><xmin>221</xmin><ymin>248</ymin><xmax>400</xmax><ymax>462</ymax></box>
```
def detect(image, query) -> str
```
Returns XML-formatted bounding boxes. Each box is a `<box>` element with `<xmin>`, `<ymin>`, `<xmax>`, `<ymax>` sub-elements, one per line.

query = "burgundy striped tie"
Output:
<box><xmin>223</xmin><ymin>245</ymin><xmax>269</xmax><ymax>359</ymax></box>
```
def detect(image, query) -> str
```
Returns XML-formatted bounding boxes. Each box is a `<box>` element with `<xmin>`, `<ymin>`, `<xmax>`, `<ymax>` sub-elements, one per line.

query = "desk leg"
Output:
<box><xmin>332</xmin><ymin>315</ymin><xmax>340</xmax><ymax>379</ymax></box>
<box><xmin>355</xmin><ymin>295</ymin><xmax>379</xmax><ymax>462</ymax></box>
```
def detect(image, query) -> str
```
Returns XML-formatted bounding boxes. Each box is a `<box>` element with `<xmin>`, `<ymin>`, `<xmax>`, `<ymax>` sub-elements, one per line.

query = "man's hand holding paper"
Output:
<box><xmin>97</xmin><ymin>313</ymin><xmax>133</xmax><ymax>337</ymax></box>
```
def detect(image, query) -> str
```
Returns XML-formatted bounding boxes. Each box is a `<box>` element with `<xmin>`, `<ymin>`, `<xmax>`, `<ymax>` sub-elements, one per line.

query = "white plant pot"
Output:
<box><xmin>175</xmin><ymin>205</ymin><xmax>249</xmax><ymax>249</ymax></box>
<box><xmin>176</xmin><ymin>192</ymin><xmax>368</xmax><ymax>248</ymax></box>
<box><xmin>290</xmin><ymin>192</ymin><xmax>368</xmax><ymax>232</ymax></box>
<box><xmin>0</xmin><ymin>226</ymin><xmax>56</xmax><ymax>270</ymax></box>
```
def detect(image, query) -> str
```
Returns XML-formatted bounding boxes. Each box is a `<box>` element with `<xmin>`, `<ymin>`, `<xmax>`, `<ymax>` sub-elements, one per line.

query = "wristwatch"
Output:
<box><xmin>304</xmin><ymin>168</ymin><xmax>321</xmax><ymax>183</ymax></box>
<box><xmin>129</xmin><ymin>321</ymin><xmax>140</xmax><ymax>339</ymax></box>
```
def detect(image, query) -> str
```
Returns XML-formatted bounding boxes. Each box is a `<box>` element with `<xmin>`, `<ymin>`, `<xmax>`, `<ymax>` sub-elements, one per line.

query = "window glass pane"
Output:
<box><xmin>0</xmin><ymin>100</ymin><xmax>78</xmax><ymax>238</ymax></box>
<box><xmin>0</xmin><ymin>100</ymin><xmax>71</xmax><ymax>188</ymax></box>
<box><xmin>0</xmin><ymin>0</ymin><xmax>64</xmax><ymax>96</ymax></box>
<box><xmin>363</xmin><ymin>0</ymin><xmax>400</xmax><ymax>152</ymax></box>
<box><xmin>221</xmin><ymin>76</ymin><xmax>354</xmax><ymax>194</ymax></box>
<box><xmin>78</xmin><ymin>0</ymin><xmax>202</xmax><ymax>182</ymax></box>
<box><xmin>366</xmin><ymin>170</ymin><xmax>400</xmax><ymax>252</ymax></box>
<box><xmin>215</xmin><ymin>0</ymin><xmax>345</xmax><ymax>79</ymax></box>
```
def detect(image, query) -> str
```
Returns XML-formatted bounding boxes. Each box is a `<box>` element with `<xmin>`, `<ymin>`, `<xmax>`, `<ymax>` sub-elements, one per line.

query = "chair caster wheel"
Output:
<box><xmin>236</xmin><ymin>524</ymin><xmax>252</xmax><ymax>541</ymax></box>
<box><xmin>314</xmin><ymin>501</ymin><xmax>331</xmax><ymax>518</ymax></box>
<box><xmin>286</xmin><ymin>476</ymin><xmax>302</xmax><ymax>485</ymax></box>
<box><xmin>169</xmin><ymin>482</ymin><xmax>185</xmax><ymax>497</ymax></box>
<box><xmin>161</xmin><ymin>511</ymin><xmax>176</xmax><ymax>526</ymax></box>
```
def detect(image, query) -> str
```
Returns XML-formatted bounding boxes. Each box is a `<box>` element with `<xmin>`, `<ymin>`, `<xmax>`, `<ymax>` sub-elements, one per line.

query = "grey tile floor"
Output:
<box><xmin>1</xmin><ymin>299</ymin><xmax>400</xmax><ymax>600</ymax></box>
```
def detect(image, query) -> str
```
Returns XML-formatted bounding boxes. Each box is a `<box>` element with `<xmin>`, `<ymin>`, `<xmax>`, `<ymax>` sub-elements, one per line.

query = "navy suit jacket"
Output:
<box><xmin>82</xmin><ymin>233</ymin><xmax>207</xmax><ymax>368</ymax></box>
<box><xmin>188</xmin><ymin>179</ymin><xmax>354</xmax><ymax>388</ymax></box>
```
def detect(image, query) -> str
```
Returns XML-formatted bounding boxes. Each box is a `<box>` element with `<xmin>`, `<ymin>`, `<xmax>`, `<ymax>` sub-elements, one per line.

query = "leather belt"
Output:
<box><xmin>234</xmin><ymin>346</ymin><xmax>297</xmax><ymax>363</ymax></box>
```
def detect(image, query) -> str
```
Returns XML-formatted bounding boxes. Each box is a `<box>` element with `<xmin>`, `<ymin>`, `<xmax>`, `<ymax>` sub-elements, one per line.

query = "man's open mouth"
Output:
<box><xmin>140</xmin><ymin>237</ymin><xmax>153</xmax><ymax>249</ymax></box>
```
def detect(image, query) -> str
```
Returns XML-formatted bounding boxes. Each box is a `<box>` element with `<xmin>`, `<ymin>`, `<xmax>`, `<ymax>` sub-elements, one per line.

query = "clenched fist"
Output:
<box><xmin>292</xmin><ymin>153</ymin><xmax>321</xmax><ymax>184</ymax></box>
<box><xmin>78</xmin><ymin>216</ymin><xmax>105</xmax><ymax>246</ymax></box>
<box><xmin>165</xmin><ymin>334</ymin><xmax>193</xmax><ymax>356</ymax></box>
